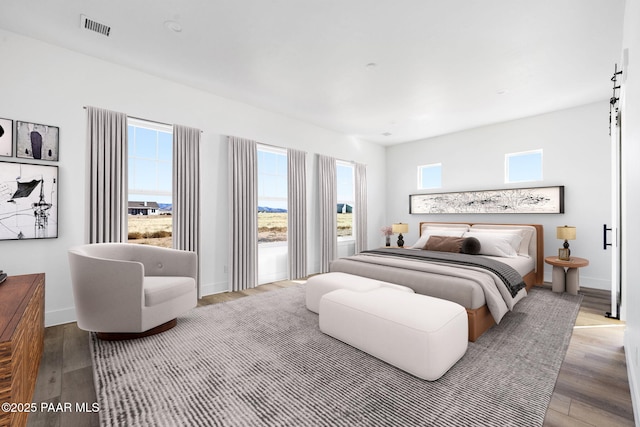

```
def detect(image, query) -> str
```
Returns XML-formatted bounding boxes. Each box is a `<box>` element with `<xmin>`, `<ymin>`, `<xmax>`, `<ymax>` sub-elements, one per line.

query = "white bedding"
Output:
<box><xmin>480</xmin><ymin>254</ymin><xmax>535</xmax><ymax>277</ymax></box>
<box><xmin>330</xmin><ymin>250</ymin><xmax>527</xmax><ymax>324</ymax></box>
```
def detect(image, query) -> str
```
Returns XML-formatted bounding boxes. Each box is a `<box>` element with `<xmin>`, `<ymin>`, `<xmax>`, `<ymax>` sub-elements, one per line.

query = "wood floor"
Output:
<box><xmin>26</xmin><ymin>282</ymin><xmax>634</xmax><ymax>427</ymax></box>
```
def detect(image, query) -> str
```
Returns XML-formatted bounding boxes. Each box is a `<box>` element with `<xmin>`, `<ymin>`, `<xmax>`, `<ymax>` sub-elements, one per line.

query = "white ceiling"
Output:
<box><xmin>0</xmin><ymin>0</ymin><xmax>626</xmax><ymax>145</ymax></box>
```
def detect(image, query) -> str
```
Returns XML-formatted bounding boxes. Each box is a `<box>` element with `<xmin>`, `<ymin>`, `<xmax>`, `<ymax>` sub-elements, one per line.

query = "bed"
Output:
<box><xmin>329</xmin><ymin>222</ymin><xmax>544</xmax><ymax>341</ymax></box>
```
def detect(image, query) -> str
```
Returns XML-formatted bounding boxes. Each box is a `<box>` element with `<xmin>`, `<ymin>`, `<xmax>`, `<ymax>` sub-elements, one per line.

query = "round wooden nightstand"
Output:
<box><xmin>544</xmin><ymin>256</ymin><xmax>589</xmax><ymax>295</ymax></box>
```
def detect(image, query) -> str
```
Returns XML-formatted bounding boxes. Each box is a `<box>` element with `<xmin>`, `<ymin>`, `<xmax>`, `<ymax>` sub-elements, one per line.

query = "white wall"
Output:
<box><xmin>620</xmin><ymin>0</ymin><xmax>640</xmax><ymax>422</ymax></box>
<box><xmin>0</xmin><ymin>29</ymin><xmax>386</xmax><ymax>326</ymax></box>
<box><xmin>385</xmin><ymin>101</ymin><xmax>612</xmax><ymax>290</ymax></box>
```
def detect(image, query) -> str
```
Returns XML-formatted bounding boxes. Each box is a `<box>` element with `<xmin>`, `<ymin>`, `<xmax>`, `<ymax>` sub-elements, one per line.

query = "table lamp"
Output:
<box><xmin>556</xmin><ymin>225</ymin><xmax>576</xmax><ymax>261</ymax></box>
<box><xmin>392</xmin><ymin>223</ymin><xmax>409</xmax><ymax>247</ymax></box>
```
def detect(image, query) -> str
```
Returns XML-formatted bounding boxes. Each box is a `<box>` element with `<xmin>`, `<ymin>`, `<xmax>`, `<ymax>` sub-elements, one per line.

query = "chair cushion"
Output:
<box><xmin>144</xmin><ymin>276</ymin><xmax>196</xmax><ymax>307</ymax></box>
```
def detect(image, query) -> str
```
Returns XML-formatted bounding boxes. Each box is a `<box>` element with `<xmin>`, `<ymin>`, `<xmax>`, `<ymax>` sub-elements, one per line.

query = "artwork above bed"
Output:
<box><xmin>409</xmin><ymin>185</ymin><xmax>564</xmax><ymax>214</ymax></box>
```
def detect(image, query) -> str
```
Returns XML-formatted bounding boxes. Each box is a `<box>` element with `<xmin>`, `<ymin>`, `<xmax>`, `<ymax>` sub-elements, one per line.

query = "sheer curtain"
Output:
<box><xmin>228</xmin><ymin>136</ymin><xmax>258</xmax><ymax>291</ymax></box>
<box><xmin>287</xmin><ymin>148</ymin><xmax>307</xmax><ymax>279</ymax></box>
<box><xmin>173</xmin><ymin>124</ymin><xmax>201</xmax><ymax>296</ymax></box>
<box><xmin>354</xmin><ymin>162</ymin><xmax>368</xmax><ymax>253</ymax></box>
<box><xmin>86</xmin><ymin>106</ymin><xmax>128</xmax><ymax>243</ymax></box>
<box><xmin>318</xmin><ymin>154</ymin><xmax>337</xmax><ymax>273</ymax></box>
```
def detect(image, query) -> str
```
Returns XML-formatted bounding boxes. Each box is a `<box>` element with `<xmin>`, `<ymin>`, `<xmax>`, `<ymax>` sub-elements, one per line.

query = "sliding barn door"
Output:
<box><xmin>606</xmin><ymin>106</ymin><xmax>622</xmax><ymax>319</ymax></box>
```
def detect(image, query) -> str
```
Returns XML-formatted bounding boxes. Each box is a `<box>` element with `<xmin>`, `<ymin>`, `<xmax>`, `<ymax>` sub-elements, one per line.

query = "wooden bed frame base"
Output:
<box><xmin>467</xmin><ymin>269</ymin><xmax>538</xmax><ymax>341</ymax></box>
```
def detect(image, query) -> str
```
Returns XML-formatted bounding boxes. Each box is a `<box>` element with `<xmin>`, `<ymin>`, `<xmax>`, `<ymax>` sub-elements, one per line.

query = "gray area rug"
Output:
<box><xmin>91</xmin><ymin>285</ymin><xmax>582</xmax><ymax>426</ymax></box>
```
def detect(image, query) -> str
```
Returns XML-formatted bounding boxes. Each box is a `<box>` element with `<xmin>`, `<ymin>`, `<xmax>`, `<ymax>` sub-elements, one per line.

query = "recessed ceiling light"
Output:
<box><xmin>164</xmin><ymin>20</ymin><xmax>182</xmax><ymax>33</ymax></box>
<box><xmin>382</xmin><ymin>132</ymin><xmax>392</xmax><ymax>136</ymax></box>
<box><xmin>366</xmin><ymin>63</ymin><xmax>377</xmax><ymax>69</ymax></box>
<box><xmin>496</xmin><ymin>89</ymin><xmax>508</xmax><ymax>95</ymax></box>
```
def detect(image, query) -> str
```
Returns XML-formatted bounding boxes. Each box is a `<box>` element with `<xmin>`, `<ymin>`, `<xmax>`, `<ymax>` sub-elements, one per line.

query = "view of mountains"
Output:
<box><xmin>156</xmin><ymin>204</ymin><xmax>287</xmax><ymax>213</ymax></box>
<box><xmin>258</xmin><ymin>206</ymin><xmax>287</xmax><ymax>213</ymax></box>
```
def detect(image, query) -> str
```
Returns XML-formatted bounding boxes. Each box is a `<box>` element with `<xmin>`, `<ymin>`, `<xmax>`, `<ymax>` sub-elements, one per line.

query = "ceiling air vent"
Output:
<box><xmin>80</xmin><ymin>14</ymin><xmax>111</xmax><ymax>37</ymax></box>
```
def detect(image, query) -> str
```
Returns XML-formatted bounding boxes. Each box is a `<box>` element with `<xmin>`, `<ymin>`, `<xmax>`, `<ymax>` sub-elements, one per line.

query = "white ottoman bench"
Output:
<box><xmin>305</xmin><ymin>272</ymin><xmax>414</xmax><ymax>313</ymax></box>
<box><xmin>319</xmin><ymin>287</ymin><xmax>468</xmax><ymax>381</ymax></box>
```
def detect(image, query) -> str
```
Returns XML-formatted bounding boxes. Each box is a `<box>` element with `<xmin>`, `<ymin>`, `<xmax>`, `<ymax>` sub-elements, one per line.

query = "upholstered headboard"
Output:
<box><xmin>418</xmin><ymin>222</ymin><xmax>544</xmax><ymax>285</ymax></box>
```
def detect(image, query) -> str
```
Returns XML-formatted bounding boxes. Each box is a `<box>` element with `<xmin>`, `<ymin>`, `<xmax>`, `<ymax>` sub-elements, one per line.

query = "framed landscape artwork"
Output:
<box><xmin>0</xmin><ymin>161</ymin><xmax>58</xmax><ymax>240</ymax></box>
<box><xmin>409</xmin><ymin>186</ymin><xmax>565</xmax><ymax>214</ymax></box>
<box><xmin>0</xmin><ymin>118</ymin><xmax>12</xmax><ymax>157</ymax></box>
<box><xmin>16</xmin><ymin>120</ymin><xmax>60</xmax><ymax>161</ymax></box>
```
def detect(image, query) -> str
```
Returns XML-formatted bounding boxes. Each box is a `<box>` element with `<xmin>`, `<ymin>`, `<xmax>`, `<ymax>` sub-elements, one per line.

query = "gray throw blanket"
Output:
<box><xmin>362</xmin><ymin>249</ymin><xmax>526</xmax><ymax>297</ymax></box>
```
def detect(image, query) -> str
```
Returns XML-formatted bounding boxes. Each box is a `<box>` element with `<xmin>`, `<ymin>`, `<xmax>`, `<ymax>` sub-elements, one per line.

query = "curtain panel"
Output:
<box><xmin>318</xmin><ymin>154</ymin><xmax>337</xmax><ymax>273</ymax></box>
<box><xmin>228</xmin><ymin>136</ymin><xmax>258</xmax><ymax>291</ymax></box>
<box><xmin>354</xmin><ymin>162</ymin><xmax>368</xmax><ymax>253</ymax></box>
<box><xmin>86</xmin><ymin>106</ymin><xmax>128</xmax><ymax>243</ymax></box>
<box><xmin>173</xmin><ymin>124</ymin><xmax>201</xmax><ymax>296</ymax></box>
<box><xmin>287</xmin><ymin>148</ymin><xmax>307</xmax><ymax>279</ymax></box>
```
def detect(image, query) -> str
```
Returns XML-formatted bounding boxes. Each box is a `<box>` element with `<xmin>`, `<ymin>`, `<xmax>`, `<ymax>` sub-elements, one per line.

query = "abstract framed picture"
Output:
<box><xmin>16</xmin><ymin>120</ymin><xmax>59</xmax><ymax>161</ymax></box>
<box><xmin>0</xmin><ymin>118</ymin><xmax>12</xmax><ymax>157</ymax></box>
<box><xmin>409</xmin><ymin>185</ymin><xmax>565</xmax><ymax>214</ymax></box>
<box><xmin>0</xmin><ymin>161</ymin><xmax>58</xmax><ymax>240</ymax></box>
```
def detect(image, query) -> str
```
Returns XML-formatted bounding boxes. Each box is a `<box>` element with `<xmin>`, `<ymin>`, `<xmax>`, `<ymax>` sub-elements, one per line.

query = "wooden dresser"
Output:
<box><xmin>0</xmin><ymin>274</ymin><xmax>45</xmax><ymax>427</ymax></box>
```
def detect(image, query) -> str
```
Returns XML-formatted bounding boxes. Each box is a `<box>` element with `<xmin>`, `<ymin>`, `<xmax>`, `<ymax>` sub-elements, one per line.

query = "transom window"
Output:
<box><xmin>505</xmin><ymin>150</ymin><xmax>543</xmax><ymax>183</ymax></box>
<box><xmin>417</xmin><ymin>163</ymin><xmax>442</xmax><ymax>189</ymax></box>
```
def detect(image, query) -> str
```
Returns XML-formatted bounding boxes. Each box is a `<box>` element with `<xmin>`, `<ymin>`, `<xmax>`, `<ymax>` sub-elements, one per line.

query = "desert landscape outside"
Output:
<box><xmin>128</xmin><ymin>212</ymin><xmax>354</xmax><ymax>247</ymax></box>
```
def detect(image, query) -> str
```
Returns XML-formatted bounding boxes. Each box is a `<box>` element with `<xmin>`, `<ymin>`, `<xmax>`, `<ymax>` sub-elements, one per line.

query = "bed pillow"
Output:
<box><xmin>423</xmin><ymin>235</ymin><xmax>465</xmax><ymax>252</ymax></box>
<box><xmin>468</xmin><ymin>226</ymin><xmax>534</xmax><ymax>256</ymax></box>
<box><xmin>460</xmin><ymin>236</ymin><xmax>481</xmax><ymax>255</ymax></box>
<box><xmin>409</xmin><ymin>229</ymin><xmax>466</xmax><ymax>249</ymax></box>
<box><xmin>463</xmin><ymin>232</ymin><xmax>522</xmax><ymax>258</ymax></box>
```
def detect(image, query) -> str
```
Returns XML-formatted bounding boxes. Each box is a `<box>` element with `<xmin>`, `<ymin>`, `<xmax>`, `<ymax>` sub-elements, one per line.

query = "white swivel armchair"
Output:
<box><xmin>68</xmin><ymin>243</ymin><xmax>197</xmax><ymax>340</ymax></box>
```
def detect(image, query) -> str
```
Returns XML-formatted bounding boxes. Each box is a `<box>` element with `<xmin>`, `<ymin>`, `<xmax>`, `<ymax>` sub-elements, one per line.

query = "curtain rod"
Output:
<box><xmin>83</xmin><ymin>106</ymin><xmax>202</xmax><ymax>133</ymax></box>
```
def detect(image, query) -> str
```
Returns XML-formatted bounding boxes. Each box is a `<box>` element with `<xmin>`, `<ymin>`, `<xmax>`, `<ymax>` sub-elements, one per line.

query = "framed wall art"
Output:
<box><xmin>409</xmin><ymin>185</ymin><xmax>564</xmax><ymax>214</ymax></box>
<box><xmin>0</xmin><ymin>161</ymin><xmax>58</xmax><ymax>240</ymax></box>
<box><xmin>0</xmin><ymin>118</ymin><xmax>12</xmax><ymax>157</ymax></box>
<box><xmin>16</xmin><ymin>120</ymin><xmax>59</xmax><ymax>161</ymax></box>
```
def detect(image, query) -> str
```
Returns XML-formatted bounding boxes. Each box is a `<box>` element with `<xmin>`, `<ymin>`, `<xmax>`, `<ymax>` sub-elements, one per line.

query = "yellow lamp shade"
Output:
<box><xmin>392</xmin><ymin>223</ymin><xmax>409</xmax><ymax>234</ymax></box>
<box><xmin>556</xmin><ymin>226</ymin><xmax>576</xmax><ymax>241</ymax></box>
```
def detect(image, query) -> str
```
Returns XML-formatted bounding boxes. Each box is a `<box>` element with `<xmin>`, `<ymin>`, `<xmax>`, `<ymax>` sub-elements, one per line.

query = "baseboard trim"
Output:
<box><xmin>542</xmin><ymin>272</ymin><xmax>610</xmax><ymax>291</ymax></box>
<box><xmin>624</xmin><ymin>331</ymin><xmax>640</xmax><ymax>426</ymax></box>
<box><xmin>200</xmin><ymin>280</ymin><xmax>229</xmax><ymax>297</ymax></box>
<box><xmin>45</xmin><ymin>306</ymin><xmax>77</xmax><ymax>327</ymax></box>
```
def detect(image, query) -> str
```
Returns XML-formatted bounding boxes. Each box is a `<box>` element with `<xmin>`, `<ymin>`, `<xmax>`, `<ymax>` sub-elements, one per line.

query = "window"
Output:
<box><xmin>337</xmin><ymin>161</ymin><xmax>355</xmax><ymax>239</ymax></box>
<box><xmin>257</xmin><ymin>145</ymin><xmax>288</xmax><ymax>244</ymax></box>
<box><xmin>505</xmin><ymin>150</ymin><xmax>543</xmax><ymax>183</ymax></box>
<box><xmin>127</xmin><ymin>118</ymin><xmax>173</xmax><ymax>247</ymax></box>
<box><xmin>417</xmin><ymin>163</ymin><xmax>442</xmax><ymax>189</ymax></box>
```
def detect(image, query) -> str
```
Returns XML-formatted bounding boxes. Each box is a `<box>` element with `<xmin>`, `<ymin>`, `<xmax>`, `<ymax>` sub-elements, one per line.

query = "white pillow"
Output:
<box><xmin>468</xmin><ymin>226</ymin><xmax>534</xmax><ymax>256</ymax></box>
<box><xmin>463</xmin><ymin>231</ymin><xmax>523</xmax><ymax>258</ymax></box>
<box><xmin>422</xmin><ymin>224</ymin><xmax>470</xmax><ymax>234</ymax></box>
<box><xmin>410</xmin><ymin>229</ymin><xmax>466</xmax><ymax>249</ymax></box>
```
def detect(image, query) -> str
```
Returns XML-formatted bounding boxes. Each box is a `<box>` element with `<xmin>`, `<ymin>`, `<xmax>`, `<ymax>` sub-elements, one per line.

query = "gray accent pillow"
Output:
<box><xmin>461</xmin><ymin>237</ymin><xmax>481</xmax><ymax>255</ymax></box>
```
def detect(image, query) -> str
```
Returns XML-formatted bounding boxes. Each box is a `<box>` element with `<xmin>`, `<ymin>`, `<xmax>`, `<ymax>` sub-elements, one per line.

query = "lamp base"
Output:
<box><xmin>397</xmin><ymin>233</ymin><xmax>405</xmax><ymax>248</ymax></box>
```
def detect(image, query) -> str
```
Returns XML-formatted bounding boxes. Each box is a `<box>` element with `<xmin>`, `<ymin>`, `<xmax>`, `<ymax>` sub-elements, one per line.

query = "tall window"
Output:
<box><xmin>505</xmin><ymin>149</ymin><xmax>543</xmax><ymax>183</ymax></box>
<box><xmin>337</xmin><ymin>161</ymin><xmax>355</xmax><ymax>239</ymax></box>
<box><xmin>127</xmin><ymin>118</ymin><xmax>173</xmax><ymax>247</ymax></box>
<box><xmin>257</xmin><ymin>145</ymin><xmax>287</xmax><ymax>244</ymax></box>
<box><xmin>417</xmin><ymin>163</ymin><xmax>442</xmax><ymax>189</ymax></box>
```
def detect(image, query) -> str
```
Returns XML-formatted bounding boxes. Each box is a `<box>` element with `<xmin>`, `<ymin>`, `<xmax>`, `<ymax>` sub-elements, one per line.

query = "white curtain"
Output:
<box><xmin>228</xmin><ymin>136</ymin><xmax>258</xmax><ymax>291</ymax></box>
<box><xmin>318</xmin><ymin>154</ymin><xmax>337</xmax><ymax>273</ymax></box>
<box><xmin>355</xmin><ymin>162</ymin><xmax>368</xmax><ymax>253</ymax></box>
<box><xmin>86</xmin><ymin>106</ymin><xmax>128</xmax><ymax>243</ymax></box>
<box><xmin>287</xmin><ymin>148</ymin><xmax>307</xmax><ymax>279</ymax></box>
<box><xmin>173</xmin><ymin>124</ymin><xmax>201</xmax><ymax>296</ymax></box>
